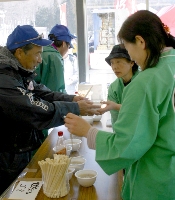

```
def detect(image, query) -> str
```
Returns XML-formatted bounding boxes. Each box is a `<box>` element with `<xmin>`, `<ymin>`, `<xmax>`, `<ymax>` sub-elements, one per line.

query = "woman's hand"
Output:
<box><xmin>64</xmin><ymin>113</ymin><xmax>91</xmax><ymax>138</ymax></box>
<box><xmin>97</xmin><ymin>100</ymin><xmax>121</xmax><ymax>114</ymax></box>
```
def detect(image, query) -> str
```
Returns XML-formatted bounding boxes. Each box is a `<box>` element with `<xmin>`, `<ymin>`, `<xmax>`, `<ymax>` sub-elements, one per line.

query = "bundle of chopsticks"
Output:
<box><xmin>38</xmin><ymin>154</ymin><xmax>71</xmax><ymax>198</ymax></box>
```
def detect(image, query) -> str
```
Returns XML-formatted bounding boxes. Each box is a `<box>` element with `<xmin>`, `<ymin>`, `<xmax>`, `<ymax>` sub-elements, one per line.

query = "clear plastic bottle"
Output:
<box><xmin>56</xmin><ymin>131</ymin><xmax>66</xmax><ymax>155</ymax></box>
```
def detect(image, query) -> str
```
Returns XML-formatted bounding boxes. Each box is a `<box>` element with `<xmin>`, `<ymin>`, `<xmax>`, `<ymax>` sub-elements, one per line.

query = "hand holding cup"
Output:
<box><xmin>64</xmin><ymin>113</ymin><xmax>91</xmax><ymax>138</ymax></box>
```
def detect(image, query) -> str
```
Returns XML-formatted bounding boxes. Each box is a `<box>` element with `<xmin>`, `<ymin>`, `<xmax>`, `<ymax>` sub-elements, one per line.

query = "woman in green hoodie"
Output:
<box><xmin>34</xmin><ymin>24</ymin><xmax>76</xmax><ymax>93</ymax></box>
<box><xmin>64</xmin><ymin>10</ymin><xmax>175</xmax><ymax>200</ymax></box>
<box><xmin>98</xmin><ymin>44</ymin><xmax>139</xmax><ymax>129</ymax></box>
<box><xmin>34</xmin><ymin>24</ymin><xmax>76</xmax><ymax>141</ymax></box>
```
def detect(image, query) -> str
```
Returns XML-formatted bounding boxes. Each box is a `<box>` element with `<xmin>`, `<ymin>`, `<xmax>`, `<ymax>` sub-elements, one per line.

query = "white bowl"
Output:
<box><xmin>72</xmin><ymin>135</ymin><xmax>82</xmax><ymax>140</ymax></box>
<box><xmin>64</xmin><ymin>139</ymin><xmax>82</xmax><ymax>151</ymax></box>
<box><xmin>92</xmin><ymin>100</ymin><xmax>102</xmax><ymax>106</ymax></box>
<box><xmin>69</xmin><ymin>157</ymin><xmax>86</xmax><ymax>172</ymax></box>
<box><xmin>67</xmin><ymin>167</ymin><xmax>75</xmax><ymax>181</ymax></box>
<box><xmin>53</xmin><ymin>145</ymin><xmax>72</xmax><ymax>156</ymax></box>
<box><xmin>93</xmin><ymin>115</ymin><xmax>102</xmax><ymax>122</ymax></box>
<box><xmin>81</xmin><ymin>116</ymin><xmax>93</xmax><ymax>125</ymax></box>
<box><xmin>75</xmin><ymin>169</ymin><xmax>98</xmax><ymax>187</ymax></box>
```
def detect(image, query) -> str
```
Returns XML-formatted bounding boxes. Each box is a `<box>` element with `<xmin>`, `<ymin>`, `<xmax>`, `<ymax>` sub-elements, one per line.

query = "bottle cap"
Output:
<box><xmin>58</xmin><ymin>131</ymin><xmax>63</xmax><ymax>136</ymax></box>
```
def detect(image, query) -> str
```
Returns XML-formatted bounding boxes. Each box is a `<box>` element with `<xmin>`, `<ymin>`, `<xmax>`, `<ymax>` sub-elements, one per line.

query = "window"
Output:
<box><xmin>0</xmin><ymin>0</ymin><xmax>174</xmax><ymax>97</ymax></box>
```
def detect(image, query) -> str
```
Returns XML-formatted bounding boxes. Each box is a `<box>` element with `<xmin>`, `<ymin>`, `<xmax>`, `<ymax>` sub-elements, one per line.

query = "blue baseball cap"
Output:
<box><xmin>49</xmin><ymin>24</ymin><xmax>76</xmax><ymax>48</ymax></box>
<box><xmin>7</xmin><ymin>25</ymin><xmax>52</xmax><ymax>50</ymax></box>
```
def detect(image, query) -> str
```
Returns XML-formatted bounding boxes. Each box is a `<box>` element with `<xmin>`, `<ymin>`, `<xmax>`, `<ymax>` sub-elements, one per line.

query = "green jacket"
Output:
<box><xmin>108</xmin><ymin>70</ymin><xmax>139</xmax><ymax>128</ymax></box>
<box><xmin>34</xmin><ymin>45</ymin><xmax>66</xmax><ymax>93</ymax></box>
<box><xmin>96</xmin><ymin>49</ymin><xmax>175</xmax><ymax>200</ymax></box>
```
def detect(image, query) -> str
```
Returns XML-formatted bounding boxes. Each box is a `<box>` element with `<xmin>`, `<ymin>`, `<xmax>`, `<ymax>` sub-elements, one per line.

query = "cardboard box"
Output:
<box><xmin>78</xmin><ymin>83</ymin><xmax>103</xmax><ymax>100</ymax></box>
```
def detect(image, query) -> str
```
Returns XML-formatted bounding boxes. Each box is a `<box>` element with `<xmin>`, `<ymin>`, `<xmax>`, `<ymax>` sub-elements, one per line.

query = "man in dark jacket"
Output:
<box><xmin>0</xmin><ymin>25</ymin><xmax>99</xmax><ymax>195</ymax></box>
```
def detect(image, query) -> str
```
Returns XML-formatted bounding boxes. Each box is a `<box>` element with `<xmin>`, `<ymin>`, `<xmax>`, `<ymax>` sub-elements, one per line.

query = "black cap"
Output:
<box><xmin>105</xmin><ymin>44</ymin><xmax>131</xmax><ymax>66</ymax></box>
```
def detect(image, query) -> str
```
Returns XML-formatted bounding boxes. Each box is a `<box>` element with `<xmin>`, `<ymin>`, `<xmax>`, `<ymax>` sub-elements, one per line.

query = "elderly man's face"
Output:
<box><xmin>15</xmin><ymin>45</ymin><xmax>43</xmax><ymax>72</ymax></box>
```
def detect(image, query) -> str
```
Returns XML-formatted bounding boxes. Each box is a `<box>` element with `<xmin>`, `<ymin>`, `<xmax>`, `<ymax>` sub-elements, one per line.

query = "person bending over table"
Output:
<box><xmin>65</xmin><ymin>10</ymin><xmax>175</xmax><ymax>200</ymax></box>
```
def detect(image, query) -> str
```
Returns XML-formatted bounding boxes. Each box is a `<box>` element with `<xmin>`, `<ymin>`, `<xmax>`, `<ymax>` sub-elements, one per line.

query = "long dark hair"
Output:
<box><xmin>118</xmin><ymin>10</ymin><xmax>175</xmax><ymax>69</ymax></box>
<box><xmin>119</xmin><ymin>44</ymin><xmax>139</xmax><ymax>74</ymax></box>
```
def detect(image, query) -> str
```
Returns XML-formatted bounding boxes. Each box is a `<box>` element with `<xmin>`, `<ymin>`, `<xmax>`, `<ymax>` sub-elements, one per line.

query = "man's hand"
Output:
<box><xmin>73</xmin><ymin>95</ymin><xmax>88</xmax><ymax>102</ymax></box>
<box><xmin>77</xmin><ymin>100</ymin><xmax>101</xmax><ymax>116</ymax></box>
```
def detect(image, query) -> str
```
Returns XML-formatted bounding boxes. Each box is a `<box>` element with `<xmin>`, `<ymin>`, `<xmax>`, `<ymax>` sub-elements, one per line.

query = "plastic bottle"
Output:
<box><xmin>75</xmin><ymin>91</ymin><xmax>79</xmax><ymax>96</ymax></box>
<box><xmin>56</xmin><ymin>131</ymin><xmax>66</xmax><ymax>155</ymax></box>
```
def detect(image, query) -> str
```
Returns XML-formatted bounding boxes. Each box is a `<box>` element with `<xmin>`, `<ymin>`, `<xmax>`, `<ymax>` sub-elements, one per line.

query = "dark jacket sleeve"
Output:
<box><xmin>33</xmin><ymin>81</ymin><xmax>75</xmax><ymax>102</ymax></box>
<box><xmin>0</xmin><ymin>74</ymin><xmax>79</xmax><ymax>130</ymax></box>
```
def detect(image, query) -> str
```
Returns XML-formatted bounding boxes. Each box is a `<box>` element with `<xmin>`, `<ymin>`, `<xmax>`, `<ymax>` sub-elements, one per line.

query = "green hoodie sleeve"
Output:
<box><xmin>95</xmin><ymin>69</ymin><xmax>164</xmax><ymax>175</ymax></box>
<box><xmin>35</xmin><ymin>47</ymin><xmax>65</xmax><ymax>92</ymax></box>
<box><xmin>107</xmin><ymin>79</ymin><xmax>123</xmax><ymax>126</ymax></box>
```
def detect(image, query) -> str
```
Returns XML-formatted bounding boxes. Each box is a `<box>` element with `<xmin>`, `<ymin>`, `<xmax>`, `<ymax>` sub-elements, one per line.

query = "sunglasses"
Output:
<box><xmin>15</xmin><ymin>33</ymin><xmax>44</xmax><ymax>44</ymax></box>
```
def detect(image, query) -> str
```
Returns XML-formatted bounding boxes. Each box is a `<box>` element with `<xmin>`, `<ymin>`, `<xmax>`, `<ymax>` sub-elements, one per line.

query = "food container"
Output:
<box><xmin>69</xmin><ymin>156</ymin><xmax>86</xmax><ymax>172</ymax></box>
<box><xmin>38</xmin><ymin>155</ymin><xmax>70</xmax><ymax>198</ymax></box>
<box><xmin>53</xmin><ymin>145</ymin><xmax>72</xmax><ymax>156</ymax></box>
<box><xmin>64</xmin><ymin>139</ymin><xmax>82</xmax><ymax>151</ymax></box>
<box><xmin>75</xmin><ymin>169</ymin><xmax>98</xmax><ymax>187</ymax></box>
<box><xmin>93</xmin><ymin>115</ymin><xmax>102</xmax><ymax>121</ymax></box>
<box><xmin>81</xmin><ymin>116</ymin><xmax>93</xmax><ymax>125</ymax></box>
<box><xmin>67</xmin><ymin>167</ymin><xmax>75</xmax><ymax>180</ymax></box>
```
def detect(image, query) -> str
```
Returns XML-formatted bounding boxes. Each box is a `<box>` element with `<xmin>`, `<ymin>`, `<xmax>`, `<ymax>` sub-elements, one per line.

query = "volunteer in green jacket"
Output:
<box><xmin>34</xmin><ymin>24</ymin><xmax>76</xmax><ymax>141</ymax></box>
<box><xmin>64</xmin><ymin>10</ymin><xmax>175</xmax><ymax>200</ymax></box>
<box><xmin>98</xmin><ymin>44</ymin><xmax>139</xmax><ymax>128</ymax></box>
<box><xmin>34</xmin><ymin>24</ymin><xmax>76</xmax><ymax>93</ymax></box>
